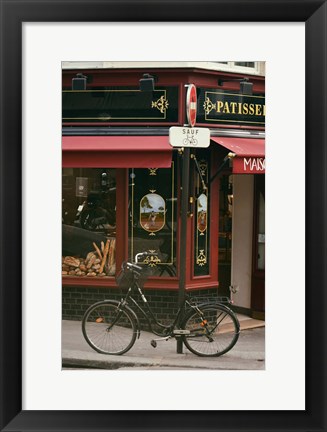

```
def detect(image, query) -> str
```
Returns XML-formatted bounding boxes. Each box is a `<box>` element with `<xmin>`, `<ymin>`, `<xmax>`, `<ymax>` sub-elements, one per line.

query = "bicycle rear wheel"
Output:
<box><xmin>182</xmin><ymin>304</ymin><xmax>240</xmax><ymax>357</ymax></box>
<box><xmin>82</xmin><ymin>300</ymin><xmax>137</xmax><ymax>355</ymax></box>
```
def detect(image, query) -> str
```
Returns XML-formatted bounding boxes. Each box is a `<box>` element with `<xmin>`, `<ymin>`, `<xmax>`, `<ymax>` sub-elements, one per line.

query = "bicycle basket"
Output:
<box><xmin>135</xmin><ymin>266</ymin><xmax>153</xmax><ymax>288</ymax></box>
<box><xmin>115</xmin><ymin>268</ymin><xmax>135</xmax><ymax>291</ymax></box>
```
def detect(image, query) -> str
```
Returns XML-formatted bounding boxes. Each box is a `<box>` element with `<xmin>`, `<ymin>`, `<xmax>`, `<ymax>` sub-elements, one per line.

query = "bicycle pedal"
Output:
<box><xmin>150</xmin><ymin>340</ymin><xmax>157</xmax><ymax>348</ymax></box>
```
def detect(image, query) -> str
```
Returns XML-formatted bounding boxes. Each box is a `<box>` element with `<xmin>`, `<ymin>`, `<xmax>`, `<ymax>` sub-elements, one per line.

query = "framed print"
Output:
<box><xmin>0</xmin><ymin>1</ymin><xmax>326</xmax><ymax>431</ymax></box>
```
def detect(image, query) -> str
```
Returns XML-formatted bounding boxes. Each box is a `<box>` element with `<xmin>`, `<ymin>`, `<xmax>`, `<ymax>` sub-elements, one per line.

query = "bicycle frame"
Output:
<box><xmin>119</xmin><ymin>280</ymin><xmax>198</xmax><ymax>337</ymax></box>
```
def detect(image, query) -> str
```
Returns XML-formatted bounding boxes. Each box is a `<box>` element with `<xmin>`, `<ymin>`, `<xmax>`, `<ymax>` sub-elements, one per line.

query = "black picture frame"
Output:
<box><xmin>0</xmin><ymin>1</ymin><xmax>326</xmax><ymax>431</ymax></box>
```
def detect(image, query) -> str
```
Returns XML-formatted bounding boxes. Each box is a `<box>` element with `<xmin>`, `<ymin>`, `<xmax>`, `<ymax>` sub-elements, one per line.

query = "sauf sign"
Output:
<box><xmin>169</xmin><ymin>127</ymin><xmax>210</xmax><ymax>148</ymax></box>
<box><xmin>233</xmin><ymin>157</ymin><xmax>266</xmax><ymax>174</ymax></box>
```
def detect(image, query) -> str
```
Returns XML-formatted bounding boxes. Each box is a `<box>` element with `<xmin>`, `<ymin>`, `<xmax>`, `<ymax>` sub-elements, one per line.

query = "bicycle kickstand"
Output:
<box><xmin>150</xmin><ymin>336</ymin><xmax>171</xmax><ymax>348</ymax></box>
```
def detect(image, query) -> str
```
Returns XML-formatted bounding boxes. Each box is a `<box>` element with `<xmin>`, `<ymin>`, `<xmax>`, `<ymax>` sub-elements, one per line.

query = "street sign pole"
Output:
<box><xmin>177</xmin><ymin>146</ymin><xmax>190</xmax><ymax>354</ymax></box>
<box><xmin>176</xmin><ymin>84</ymin><xmax>197</xmax><ymax>354</ymax></box>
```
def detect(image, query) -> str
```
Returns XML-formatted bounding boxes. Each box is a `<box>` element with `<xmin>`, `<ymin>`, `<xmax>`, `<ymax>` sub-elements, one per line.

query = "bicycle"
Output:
<box><xmin>82</xmin><ymin>252</ymin><xmax>240</xmax><ymax>357</ymax></box>
<box><xmin>183</xmin><ymin>137</ymin><xmax>198</xmax><ymax>146</ymax></box>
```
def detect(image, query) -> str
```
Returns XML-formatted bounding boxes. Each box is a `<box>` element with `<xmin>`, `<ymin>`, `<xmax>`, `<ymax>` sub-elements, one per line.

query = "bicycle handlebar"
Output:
<box><xmin>122</xmin><ymin>251</ymin><xmax>159</xmax><ymax>273</ymax></box>
<box><xmin>125</xmin><ymin>262</ymin><xmax>143</xmax><ymax>272</ymax></box>
<box><xmin>122</xmin><ymin>252</ymin><xmax>158</xmax><ymax>271</ymax></box>
<box><xmin>135</xmin><ymin>251</ymin><xmax>158</xmax><ymax>263</ymax></box>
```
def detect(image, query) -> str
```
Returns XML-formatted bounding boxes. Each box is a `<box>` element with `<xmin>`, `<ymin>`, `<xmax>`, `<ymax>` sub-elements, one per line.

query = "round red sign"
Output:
<box><xmin>186</xmin><ymin>84</ymin><xmax>197</xmax><ymax>127</ymax></box>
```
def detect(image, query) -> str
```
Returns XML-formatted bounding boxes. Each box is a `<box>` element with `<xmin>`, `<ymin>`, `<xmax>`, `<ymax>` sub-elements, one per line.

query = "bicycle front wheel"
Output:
<box><xmin>82</xmin><ymin>300</ymin><xmax>137</xmax><ymax>355</ymax></box>
<box><xmin>182</xmin><ymin>304</ymin><xmax>240</xmax><ymax>357</ymax></box>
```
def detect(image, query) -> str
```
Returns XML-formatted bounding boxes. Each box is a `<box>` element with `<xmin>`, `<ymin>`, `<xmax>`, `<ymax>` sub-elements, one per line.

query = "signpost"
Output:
<box><xmin>177</xmin><ymin>145</ymin><xmax>190</xmax><ymax>354</ymax></box>
<box><xmin>172</xmin><ymin>84</ymin><xmax>211</xmax><ymax>354</ymax></box>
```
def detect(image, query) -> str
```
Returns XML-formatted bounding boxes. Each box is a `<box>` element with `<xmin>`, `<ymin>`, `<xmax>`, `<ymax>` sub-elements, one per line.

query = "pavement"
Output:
<box><xmin>62</xmin><ymin>314</ymin><xmax>265</xmax><ymax>370</ymax></box>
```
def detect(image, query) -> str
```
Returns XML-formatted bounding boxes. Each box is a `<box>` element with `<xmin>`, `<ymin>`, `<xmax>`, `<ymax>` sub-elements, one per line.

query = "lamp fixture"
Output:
<box><xmin>139</xmin><ymin>73</ymin><xmax>157</xmax><ymax>92</ymax></box>
<box><xmin>72</xmin><ymin>73</ymin><xmax>88</xmax><ymax>90</ymax></box>
<box><xmin>218</xmin><ymin>77</ymin><xmax>253</xmax><ymax>95</ymax></box>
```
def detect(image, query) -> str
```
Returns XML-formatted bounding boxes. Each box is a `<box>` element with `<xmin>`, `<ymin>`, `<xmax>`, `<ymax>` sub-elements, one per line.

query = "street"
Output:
<box><xmin>62</xmin><ymin>318</ymin><xmax>265</xmax><ymax>370</ymax></box>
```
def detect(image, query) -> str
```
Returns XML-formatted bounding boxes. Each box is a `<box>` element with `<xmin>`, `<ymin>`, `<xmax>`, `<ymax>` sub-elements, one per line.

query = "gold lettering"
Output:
<box><xmin>255</xmin><ymin>104</ymin><xmax>262</xmax><ymax>116</ymax></box>
<box><xmin>229</xmin><ymin>102</ymin><xmax>236</xmax><ymax>114</ymax></box>
<box><xmin>216</xmin><ymin>101</ymin><xmax>224</xmax><ymax>113</ymax></box>
<box><xmin>223</xmin><ymin>102</ymin><xmax>230</xmax><ymax>114</ymax></box>
<box><xmin>213</xmin><ymin>97</ymin><xmax>265</xmax><ymax>118</ymax></box>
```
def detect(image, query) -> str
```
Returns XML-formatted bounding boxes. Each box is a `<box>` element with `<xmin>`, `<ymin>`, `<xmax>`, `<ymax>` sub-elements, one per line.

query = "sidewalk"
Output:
<box><xmin>62</xmin><ymin>315</ymin><xmax>265</xmax><ymax>370</ymax></box>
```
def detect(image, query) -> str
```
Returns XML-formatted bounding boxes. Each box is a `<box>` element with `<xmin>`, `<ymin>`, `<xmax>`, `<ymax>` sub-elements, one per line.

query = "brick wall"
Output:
<box><xmin>62</xmin><ymin>286</ymin><xmax>220</xmax><ymax>326</ymax></box>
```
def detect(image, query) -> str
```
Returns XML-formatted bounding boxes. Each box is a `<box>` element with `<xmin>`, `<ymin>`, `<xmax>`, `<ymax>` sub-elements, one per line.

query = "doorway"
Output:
<box><xmin>251</xmin><ymin>175</ymin><xmax>265</xmax><ymax>318</ymax></box>
<box><xmin>218</xmin><ymin>174</ymin><xmax>233</xmax><ymax>298</ymax></box>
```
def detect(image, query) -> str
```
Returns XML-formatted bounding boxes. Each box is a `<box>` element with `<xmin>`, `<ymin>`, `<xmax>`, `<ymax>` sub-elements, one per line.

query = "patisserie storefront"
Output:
<box><xmin>62</xmin><ymin>66</ymin><xmax>265</xmax><ymax>320</ymax></box>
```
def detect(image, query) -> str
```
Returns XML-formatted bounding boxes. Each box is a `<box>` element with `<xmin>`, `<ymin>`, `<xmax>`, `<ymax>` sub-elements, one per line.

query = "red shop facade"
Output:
<box><xmin>62</xmin><ymin>66</ymin><xmax>265</xmax><ymax>321</ymax></box>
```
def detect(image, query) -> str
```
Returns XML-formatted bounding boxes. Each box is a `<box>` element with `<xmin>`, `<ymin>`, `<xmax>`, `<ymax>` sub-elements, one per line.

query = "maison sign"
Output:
<box><xmin>233</xmin><ymin>157</ymin><xmax>266</xmax><ymax>174</ymax></box>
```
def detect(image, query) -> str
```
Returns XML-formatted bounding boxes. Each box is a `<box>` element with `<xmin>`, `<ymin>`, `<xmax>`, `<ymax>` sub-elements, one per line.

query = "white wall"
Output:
<box><xmin>230</xmin><ymin>175</ymin><xmax>254</xmax><ymax>309</ymax></box>
<box><xmin>61</xmin><ymin>61</ymin><xmax>265</xmax><ymax>76</ymax></box>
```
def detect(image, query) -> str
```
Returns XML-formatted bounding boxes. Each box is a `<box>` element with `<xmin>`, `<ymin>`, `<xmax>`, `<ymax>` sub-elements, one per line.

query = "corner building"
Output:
<box><xmin>62</xmin><ymin>63</ymin><xmax>265</xmax><ymax>322</ymax></box>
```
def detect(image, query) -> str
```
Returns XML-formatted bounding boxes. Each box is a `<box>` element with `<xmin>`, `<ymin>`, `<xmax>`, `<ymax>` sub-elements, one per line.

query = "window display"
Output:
<box><xmin>62</xmin><ymin>168</ymin><xmax>116</xmax><ymax>277</ymax></box>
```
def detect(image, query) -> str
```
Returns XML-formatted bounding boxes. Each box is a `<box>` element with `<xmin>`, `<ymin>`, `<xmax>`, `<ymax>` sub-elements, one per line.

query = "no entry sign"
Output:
<box><xmin>186</xmin><ymin>84</ymin><xmax>197</xmax><ymax>127</ymax></box>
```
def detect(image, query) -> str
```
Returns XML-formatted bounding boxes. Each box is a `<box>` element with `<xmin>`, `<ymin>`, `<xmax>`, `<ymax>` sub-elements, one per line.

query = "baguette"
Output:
<box><xmin>87</xmin><ymin>254</ymin><xmax>96</xmax><ymax>269</ymax></box>
<box><xmin>93</xmin><ymin>242</ymin><xmax>102</xmax><ymax>260</ymax></box>
<box><xmin>99</xmin><ymin>239</ymin><xmax>110</xmax><ymax>274</ymax></box>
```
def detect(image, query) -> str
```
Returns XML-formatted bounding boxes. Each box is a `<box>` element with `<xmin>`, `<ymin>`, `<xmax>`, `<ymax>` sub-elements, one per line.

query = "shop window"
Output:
<box><xmin>128</xmin><ymin>163</ymin><xmax>177</xmax><ymax>277</ymax></box>
<box><xmin>62</xmin><ymin>168</ymin><xmax>116</xmax><ymax>278</ymax></box>
<box><xmin>193</xmin><ymin>151</ymin><xmax>210</xmax><ymax>276</ymax></box>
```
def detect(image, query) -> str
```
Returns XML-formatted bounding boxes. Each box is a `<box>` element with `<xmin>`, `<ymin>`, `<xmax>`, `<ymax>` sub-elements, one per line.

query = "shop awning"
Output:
<box><xmin>62</xmin><ymin>136</ymin><xmax>172</xmax><ymax>168</ymax></box>
<box><xmin>211</xmin><ymin>137</ymin><xmax>265</xmax><ymax>174</ymax></box>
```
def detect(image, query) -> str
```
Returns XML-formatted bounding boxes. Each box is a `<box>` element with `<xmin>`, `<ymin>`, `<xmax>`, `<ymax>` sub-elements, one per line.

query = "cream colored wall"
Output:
<box><xmin>62</xmin><ymin>61</ymin><xmax>266</xmax><ymax>76</ymax></box>
<box><xmin>230</xmin><ymin>175</ymin><xmax>254</xmax><ymax>309</ymax></box>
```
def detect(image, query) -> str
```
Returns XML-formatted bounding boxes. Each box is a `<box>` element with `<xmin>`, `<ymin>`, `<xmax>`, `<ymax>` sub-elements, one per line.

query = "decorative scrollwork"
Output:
<box><xmin>148</xmin><ymin>168</ymin><xmax>158</xmax><ymax>176</ymax></box>
<box><xmin>151</xmin><ymin>95</ymin><xmax>169</xmax><ymax>114</ymax></box>
<box><xmin>198</xmin><ymin>160</ymin><xmax>207</xmax><ymax>177</ymax></box>
<box><xmin>196</xmin><ymin>249</ymin><xmax>207</xmax><ymax>266</ymax></box>
<box><xmin>143</xmin><ymin>253</ymin><xmax>161</xmax><ymax>267</ymax></box>
<box><xmin>203</xmin><ymin>96</ymin><xmax>216</xmax><ymax>115</ymax></box>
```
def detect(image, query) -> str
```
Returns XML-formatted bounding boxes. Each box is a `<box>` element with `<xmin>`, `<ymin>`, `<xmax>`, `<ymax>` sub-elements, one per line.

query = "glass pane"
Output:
<box><xmin>129</xmin><ymin>164</ymin><xmax>177</xmax><ymax>277</ymax></box>
<box><xmin>194</xmin><ymin>151</ymin><xmax>211</xmax><ymax>276</ymax></box>
<box><xmin>257</xmin><ymin>192</ymin><xmax>265</xmax><ymax>270</ymax></box>
<box><xmin>62</xmin><ymin>168</ymin><xmax>116</xmax><ymax>277</ymax></box>
<box><xmin>219</xmin><ymin>175</ymin><xmax>233</xmax><ymax>263</ymax></box>
<box><xmin>234</xmin><ymin>62</ymin><xmax>255</xmax><ymax>68</ymax></box>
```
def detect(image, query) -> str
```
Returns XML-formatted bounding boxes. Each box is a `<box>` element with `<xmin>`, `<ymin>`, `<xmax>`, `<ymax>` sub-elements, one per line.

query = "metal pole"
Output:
<box><xmin>177</xmin><ymin>147</ymin><xmax>190</xmax><ymax>354</ymax></box>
